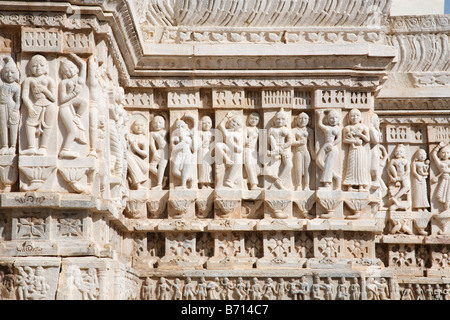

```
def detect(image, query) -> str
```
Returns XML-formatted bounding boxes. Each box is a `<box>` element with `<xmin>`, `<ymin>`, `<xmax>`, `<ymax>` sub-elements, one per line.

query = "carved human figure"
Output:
<box><xmin>411</xmin><ymin>149</ymin><xmax>430</xmax><ymax>211</ymax></box>
<box><xmin>414</xmin><ymin>284</ymin><xmax>425</xmax><ymax>300</ymax></box>
<box><xmin>426</xmin><ymin>284</ymin><xmax>434</xmax><ymax>300</ymax></box>
<box><xmin>376</xmin><ymin>278</ymin><xmax>389</xmax><ymax>300</ymax></box>
<box><xmin>171</xmin><ymin>278</ymin><xmax>182</xmax><ymax>300</ymax></box>
<box><xmin>276</xmin><ymin>278</ymin><xmax>288</xmax><ymax>300</ymax></box>
<box><xmin>369</xmin><ymin>113</ymin><xmax>388</xmax><ymax>194</ymax></box>
<box><xmin>141</xmin><ymin>277</ymin><xmax>153</xmax><ymax>300</ymax></box>
<box><xmin>206</xmin><ymin>277</ymin><xmax>220</xmax><ymax>300</ymax></box>
<box><xmin>156</xmin><ymin>277</ymin><xmax>171</xmax><ymax>300</ymax></box>
<box><xmin>292</xmin><ymin>112</ymin><xmax>314</xmax><ymax>191</ymax></box>
<box><xmin>149</xmin><ymin>115</ymin><xmax>169</xmax><ymax>190</ymax></box>
<box><xmin>431</xmin><ymin>142</ymin><xmax>450</xmax><ymax>210</ymax></box>
<box><xmin>58</xmin><ymin>53</ymin><xmax>88</xmax><ymax>159</ymax></box>
<box><xmin>75</xmin><ymin>268</ymin><xmax>99</xmax><ymax>300</ymax></box>
<box><xmin>343</xmin><ymin>109</ymin><xmax>370</xmax><ymax>191</ymax></box>
<box><xmin>197</xmin><ymin>277</ymin><xmax>207</xmax><ymax>300</ymax></box>
<box><xmin>183</xmin><ymin>277</ymin><xmax>196</xmax><ymax>300</ymax></box>
<box><xmin>323</xmin><ymin>277</ymin><xmax>334</xmax><ymax>300</ymax></box>
<box><xmin>298</xmin><ymin>276</ymin><xmax>309</xmax><ymax>300</ymax></box>
<box><xmin>244</xmin><ymin>112</ymin><xmax>261</xmax><ymax>190</ymax></box>
<box><xmin>249</xmin><ymin>277</ymin><xmax>262</xmax><ymax>300</ymax></box>
<box><xmin>349</xmin><ymin>278</ymin><xmax>361</xmax><ymax>300</ymax></box>
<box><xmin>171</xmin><ymin>115</ymin><xmax>197</xmax><ymax>189</ymax></box>
<box><xmin>0</xmin><ymin>57</ymin><xmax>20</xmax><ymax>155</ymax></box>
<box><xmin>16</xmin><ymin>266</ymin><xmax>49</xmax><ymax>300</ymax></box>
<box><xmin>127</xmin><ymin>119</ymin><xmax>149</xmax><ymax>190</ymax></box>
<box><xmin>311</xmin><ymin>275</ymin><xmax>323</xmax><ymax>300</ymax></box>
<box><xmin>21</xmin><ymin>54</ymin><xmax>57</xmax><ymax>156</ymax></box>
<box><xmin>262</xmin><ymin>278</ymin><xmax>277</xmax><ymax>300</ymax></box>
<box><xmin>267</xmin><ymin>108</ymin><xmax>293</xmax><ymax>190</ymax></box>
<box><xmin>387</xmin><ymin>144</ymin><xmax>411</xmax><ymax>209</ymax></box>
<box><xmin>366</xmin><ymin>277</ymin><xmax>380</xmax><ymax>300</ymax></box>
<box><xmin>219</xmin><ymin>277</ymin><xmax>234</xmax><ymax>300</ymax></box>
<box><xmin>443</xmin><ymin>284</ymin><xmax>450</xmax><ymax>300</ymax></box>
<box><xmin>401</xmin><ymin>284</ymin><xmax>413</xmax><ymax>300</ymax></box>
<box><xmin>215</xmin><ymin>112</ymin><xmax>243</xmax><ymax>188</ymax></box>
<box><xmin>336</xmin><ymin>277</ymin><xmax>349</xmax><ymax>300</ymax></box>
<box><xmin>316</xmin><ymin>110</ymin><xmax>341</xmax><ymax>189</ymax></box>
<box><xmin>235</xmin><ymin>277</ymin><xmax>247</xmax><ymax>300</ymax></box>
<box><xmin>198</xmin><ymin>115</ymin><xmax>213</xmax><ymax>189</ymax></box>
<box><xmin>434</xmin><ymin>284</ymin><xmax>443</xmax><ymax>300</ymax></box>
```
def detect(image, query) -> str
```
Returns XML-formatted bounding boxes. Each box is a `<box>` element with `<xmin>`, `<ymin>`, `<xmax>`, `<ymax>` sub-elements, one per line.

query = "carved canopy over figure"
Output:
<box><xmin>21</xmin><ymin>54</ymin><xmax>57</xmax><ymax>156</ymax></box>
<box><xmin>0</xmin><ymin>57</ymin><xmax>20</xmax><ymax>155</ymax></box>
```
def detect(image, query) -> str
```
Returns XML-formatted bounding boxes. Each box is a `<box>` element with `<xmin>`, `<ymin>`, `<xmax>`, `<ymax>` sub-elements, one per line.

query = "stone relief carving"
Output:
<box><xmin>292</xmin><ymin>112</ymin><xmax>314</xmax><ymax>191</ymax></box>
<box><xmin>149</xmin><ymin>114</ymin><xmax>168</xmax><ymax>190</ymax></box>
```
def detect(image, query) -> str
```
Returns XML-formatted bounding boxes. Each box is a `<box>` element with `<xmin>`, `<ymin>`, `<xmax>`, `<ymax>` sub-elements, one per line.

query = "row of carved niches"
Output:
<box><xmin>138</xmin><ymin>274</ymin><xmax>397</xmax><ymax>301</ymax></box>
<box><xmin>0</xmin><ymin>209</ymin><xmax>123</xmax><ymax>257</ymax></box>
<box><xmin>0</xmin><ymin>45</ymin><xmax>127</xmax><ymax>199</ymax></box>
<box><xmin>131</xmin><ymin>230</ymin><xmax>381</xmax><ymax>270</ymax></box>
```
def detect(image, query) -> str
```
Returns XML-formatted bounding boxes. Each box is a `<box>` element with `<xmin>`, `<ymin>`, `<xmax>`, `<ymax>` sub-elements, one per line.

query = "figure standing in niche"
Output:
<box><xmin>411</xmin><ymin>149</ymin><xmax>430</xmax><ymax>211</ymax></box>
<box><xmin>171</xmin><ymin>115</ymin><xmax>197</xmax><ymax>189</ymax></box>
<box><xmin>369</xmin><ymin>113</ymin><xmax>388</xmax><ymax>195</ymax></box>
<box><xmin>149</xmin><ymin>115</ymin><xmax>168</xmax><ymax>190</ymax></box>
<box><xmin>127</xmin><ymin>119</ymin><xmax>149</xmax><ymax>190</ymax></box>
<box><xmin>349</xmin><ymin>278</ymin><xmax>361</xmax><ymax>300</ymax></box>
<box><xmin>21</xmin><ymin>54</ymin><xmax>57</xmax><ymax>156</ymax></box>
<box><xmin>267</xmin><ymin>108</ymin><xmax>293</xmax><ymax>190</ymax></box>
<box><xmin>316</xmin><ymin>109</ymin><xmax>341</xmax><ymax>189</ymax></box>
<box><xmin>215</xmin><ymin>112</ymin><xmax>243</xmax><ymax>188</ymax></box>
<box><xmin>292</xmin><ymin>112</ymin><xmax>314</xmax><ymax>191</ymax></box>
<box><xmin>431</xmin><ymin>142</ymin><xmax>450</xmax><ymax>210</ymax></box>
<box><xmin>343</xmin><ymin>109</ymin><xmax>370</xmax><ymax>191</ymax></box>
<box><xmin>387</xmin><ymin>144</ymin><xmax>411</xmax><ymax>209</ymax></box>
<box><xmin>0</xmin><ymin>57</ymin><xmax>20</xmax><ymax>155</ymax></box>
<box><xmin>198</xmin><ymin>115</ymin><xmax>213</xmax><ymax>189</ymax></box>
<box><xmin>58</xmin><ymin>53</ymin><xmax>88</xmax><ymax>159</ymax></box>
<box><xmin>244</xmin><ymin>112</ymin><xmax>261</xmax><ymax>190</ymax></box>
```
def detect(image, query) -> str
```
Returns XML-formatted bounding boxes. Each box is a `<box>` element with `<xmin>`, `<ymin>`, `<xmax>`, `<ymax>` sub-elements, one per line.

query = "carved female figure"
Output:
<box><xmin>0</xmin><ymin>57</ymin><xmax>20</xmax><ymax>155</ymax></box>
<box><xmin>21</xmin><ymin>54</ymin><xmax>57</xmax><ymax>156</ymax></box>
<box><xmin>149</xmin><ymin>115</ymin><xmax>169</xmax><ymax>190</ymax></box>
<box><xmin>387</xmin><ymin>144</ymin><xmax>411</xmax><ymax>209</ymax></box>
<box><xmin>183</xmin><ymin>277</ymin><xmax>196</xmax><ymax>300</ymax></box>
<box><xmin>316</xmin><ymin>110</ymin><xmax>341</xmax><ymax>189</ymax></box>
<box><xmin>171</xmin><ymin>278</ymin><xmax>182</xmax><ymax>300</ymax></box>
<box><xmin>343</xmin><ymin>109</ymin><xmax>370</xmax><ymax>191</ymax></box>
<box><xmin>249</xmin><ymin>277</ymin><xmax>262</xmax><ymax>300</ymax></box>
<box><xmin>349</xmin><ymin>278</ymin><xmax>360</xmax><ymax>300</ymax></box>
<box><xmin>311</xmin><ymin>275</ymin><xmax>323</xmax><ymax>300</ymax></box>
<box><xmin>292</xmin><ymin>112</ymin><xmax>314</xmax><ymax>191</ymax></box>
<box><xmin>156</xmin><ymin>277</ymin><xmax>171</xmax><ymax>300</ymax></box>
<box><xmin>411</xmin><ymin>149</ymin><xmax>430</xmax><ymax>211</ymax></box>
<box><xmin>58</xmin><ymin>53</ymin><xmax>88</xmax><ymax>159</ymax></box>
<box><xmin>198</xmin><ymin>115</ymin><xmax>213</xmax><ymax>189</ymax></box>
<box><xmin>401</xmin><ymin>284</ymin><xmax>413</xmax><ymax>300</ymax></box>
<box><xmin>215</xmin><ymin>112</ymin><xmax>243</xmax><ymax>188</ymax></box>
<box><xmin>171</xmin><ymin>115</ymin><xmax>197</xmax><ymax>189</ymax></box>
<box><xmin>369</xmin><ymin>113</ymin><xmax>388</xmax><ymax>194</ymax></box>
<box><xmin>127</xmin><ymin>119</ymin><xmax>149</xmax><ymax>190</ymax></box>
<box><xmin>267</xmin><ymin>108</ymin><xmax>293</xmax><ymax>190</ymax></box>
<box><xmin>235</xmin><ymin>277</ymin><xmax>247</xmax><ymax>300</ymax></box>
<box><xmin>206</xmin><ymin>277</ymin><xmax>220</xmax><ymax>300</ymax></box>
<box><xmin>219</xmin><ymin>277</ymin><xmax>234</xmax><ymax>300</ymax></box>
<box><xmin>299</xmin><ymin>276</ymin><xmax>309</xmax><ymax>300</ymax></box>
<box><xmin>276</xmin><ymin>278</ymin><xmax>288</xmax><ymax>300</ymax></box>
<box><xmin>431</xmin><ymin>142</ymin><xmax>450</xmax><ymax>210</ymax></box>
<box><xmin>244</xmin><ymin>112</ymin><xmax>261</xmax><ymax>190</ymax></box>
<box><xmin>336</xmin><ymin>277</ymin><xmax>349</xmax><ymax>300</ymax></box>
<box><xmin>197</xmin><ymin>277</ymin><xmax>207</xmax><ymax>300</ymax></box>
<box><xmin>262</xmin><ymin>278</ymin><xmax>277</xmax><ymax>300</ymax></box>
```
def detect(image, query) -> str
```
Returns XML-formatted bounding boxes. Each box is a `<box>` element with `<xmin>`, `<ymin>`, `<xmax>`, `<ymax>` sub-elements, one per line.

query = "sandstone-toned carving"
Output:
<box><xmin>292</xmin><ymin>112</ymin><xmax>314</xmax><ymax>191</ymax></box>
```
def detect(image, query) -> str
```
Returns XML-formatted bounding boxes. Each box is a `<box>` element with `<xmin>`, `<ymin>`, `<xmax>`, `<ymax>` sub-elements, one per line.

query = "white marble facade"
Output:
<box><xmin>0</xmin><ymin>0</ymin><xmax>449</xmax><ymax>300</ymax></box>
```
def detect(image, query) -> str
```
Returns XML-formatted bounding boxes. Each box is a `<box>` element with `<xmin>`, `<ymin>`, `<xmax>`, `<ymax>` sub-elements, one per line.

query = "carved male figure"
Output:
<box><xmin>316</xmin><ymin>110</ymin><xmax>341</xmax><ymax>189</ymax></box>
<box><xmin>0</xmin><ymin>57</ymin><xmax>20</xmax><ymax>155</ymax></box>
<box><xmin>149</xmin><ymin>115</ymin><xmax>168</xmax><ymax>190</ymax></box>
<box><xmin>21</xmin><ymin>54</ymin><xmax>57</xmax><ymax>156</ymax></box>
<box><xmin>387</xmin><ymin>144</ymin><xmax>411</xmax><ymax>209</ymax></box>
<box><xmin>215</xmin><ymin>112</ymin><xmax>243</xmax><ymax>188</ymax></box>
<box><xmin>58</xmin><ymin>53</ymin><xmax>88</xmax><ymax>159</ymax></box>
<box><xmin>198</xmin><ymin>115</ymin><xmax>213</xmax><ymax>189</ymax></box>
<box><xmin>127</xmin><ymin>119</ymin><xmax>149</xmax><ymax>190</ymax></box>
<box><xmin>267</xmin><ymin>108</ymin><xmax>293</xmax><ymax>190</ymax></box>
<box><xmin>171</xmin><ymin>115</ymin><xmax>196</xmax><ymax>189</ymax></box>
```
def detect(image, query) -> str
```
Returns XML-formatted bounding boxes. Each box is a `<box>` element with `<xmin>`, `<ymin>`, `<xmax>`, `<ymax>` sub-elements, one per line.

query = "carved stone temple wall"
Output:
<box><xmin>0</xmin><ymin>0</ymin><xmax>449</xmax><ymax>301</ymax></box>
